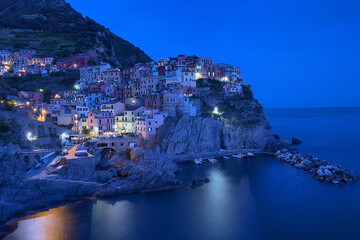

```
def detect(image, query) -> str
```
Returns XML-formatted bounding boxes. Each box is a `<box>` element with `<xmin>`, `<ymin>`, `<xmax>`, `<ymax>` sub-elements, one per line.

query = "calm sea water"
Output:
<box><xmin>2</xmin><ymin>108</ymin><xmax>360</xmax><ymax>240</ymax></box>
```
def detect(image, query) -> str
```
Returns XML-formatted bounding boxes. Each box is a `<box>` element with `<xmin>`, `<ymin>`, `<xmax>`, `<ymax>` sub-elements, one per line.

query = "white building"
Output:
<box><xmin>115</xmin><ymin>106</ymin><xmax>146</xmax><ymax>133</ymax></box>
<box><xmin>176</xmin><ymin>66</ymin><xmax>196</xmax><ymax>83</ymax></box>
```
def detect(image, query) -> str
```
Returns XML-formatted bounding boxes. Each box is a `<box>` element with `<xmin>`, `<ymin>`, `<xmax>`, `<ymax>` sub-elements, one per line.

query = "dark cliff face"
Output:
<box><xmin>0</xmin><ymin>0</ymin><xmax>152</xmax><ymax>68</ymax></box>
<box><xmin>155</xmin><ymin>79</ymin><xmax>273</xmax><ymax>155</ymax></box>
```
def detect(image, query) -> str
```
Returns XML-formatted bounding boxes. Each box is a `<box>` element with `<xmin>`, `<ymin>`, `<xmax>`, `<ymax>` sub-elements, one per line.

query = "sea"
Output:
<box><xmin>2</xmin><ymin>107</ymin><xmax>360</xmax><ymax>240</ymax></box>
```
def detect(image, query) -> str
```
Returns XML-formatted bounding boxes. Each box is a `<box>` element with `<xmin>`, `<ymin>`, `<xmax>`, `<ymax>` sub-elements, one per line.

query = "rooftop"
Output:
<box><xmin>125</xmin><ymin>105</ymin><xmax>142</xmax><ymax>111</ymax></box>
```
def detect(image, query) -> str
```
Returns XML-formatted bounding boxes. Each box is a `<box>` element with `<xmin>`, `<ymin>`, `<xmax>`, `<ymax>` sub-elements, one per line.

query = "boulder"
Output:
<box><xmin>191</xmin><ymin>178</ymin><xmax>210</xmax><ymax>189</ymax></box>
<box><xmin>292</xmin><ymin>137</ymin><xmax>303</xmax><ymax>145</ymax></box>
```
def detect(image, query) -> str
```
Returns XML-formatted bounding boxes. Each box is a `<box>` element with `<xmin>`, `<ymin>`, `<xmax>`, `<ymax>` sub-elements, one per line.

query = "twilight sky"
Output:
<box><xmin>67</xmin><ymin>0</ymin><xmax>360</xmax><ymax>108</ymax></box>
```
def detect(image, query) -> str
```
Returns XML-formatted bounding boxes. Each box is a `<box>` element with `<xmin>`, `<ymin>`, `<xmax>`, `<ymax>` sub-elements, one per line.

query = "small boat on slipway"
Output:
<box><xmin>247</xmin><ymin>152</ymin><xmax>255</xmax><ymax>157</ymax></box>
<box><xmin>232</xmin><ymin>154</ymin><xmax>245</xmax><ymax>158</ymax></box>
<box><xmin>194</xmin><ymin>159</ymin><xmax>204</xmax><ymax>165</ymax></box>
<box><xmin>223</xmin><ymin>156</ymin><xmax>230</xmax><ymax>159</ymax></box>
<box><xmin>208</xmin><ymin>158</ymin><xmax>217</xmax><ymax>163</ymax></box>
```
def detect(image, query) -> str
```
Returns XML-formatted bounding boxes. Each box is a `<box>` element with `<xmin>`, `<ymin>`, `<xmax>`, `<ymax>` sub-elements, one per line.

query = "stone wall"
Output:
<box><xmin>0</xmin><ymin>110</ymin><xmax>73</xmax><ymax>149</ymax></box>
<box><xmin>67</xmin><ymin>156</ymin><xmax>96</xmax><ymax>181</ymax></box>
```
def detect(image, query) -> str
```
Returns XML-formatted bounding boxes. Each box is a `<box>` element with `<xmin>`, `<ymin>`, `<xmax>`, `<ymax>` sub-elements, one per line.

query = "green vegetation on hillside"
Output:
<box><xmin>1</xmin><ymin>70</ymin><xmax>79</xmax><ymax>93</ymax></box>
<box><xmin>0</xmin><ymin>0</ymin><xmax>152</xmax><ymax>67</ymax></box>
<box><xmin>0</xmin><ymin>29</ymin><xmax>95</xmax><ymax>60</ymax></box>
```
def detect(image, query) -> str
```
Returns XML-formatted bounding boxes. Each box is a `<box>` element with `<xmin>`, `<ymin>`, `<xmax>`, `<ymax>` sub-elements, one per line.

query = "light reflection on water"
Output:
<box><xmin>4</xmin><ymin>205</ymin><xmax>80</xmax><ymax>240</ymax></box>
<box><xmin>3</xmin><ymin>108</ymin><xmax>360</xmax><ymax>240</ymax></box>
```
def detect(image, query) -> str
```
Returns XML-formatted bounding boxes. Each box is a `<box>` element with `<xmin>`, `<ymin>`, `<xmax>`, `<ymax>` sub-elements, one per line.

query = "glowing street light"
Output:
<box><xmin>213</xmin><ymin>107</ymin><xmax>220</xmax><ymax>115</ymax></box>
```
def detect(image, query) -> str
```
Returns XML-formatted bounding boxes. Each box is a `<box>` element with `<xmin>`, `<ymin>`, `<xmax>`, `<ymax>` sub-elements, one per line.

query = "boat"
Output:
<box><xmin>208</xmin><ymin>158</ymin><xmax>217</xmax><ymax>163</ymax></box>
<box><xmin>75</xmin><ymin>150</ymin><xmax>88</xmax><ymax>157</ymax></box>
<box><xmin>194</xmin><ymin>159</ymin><xmax>203</xmax><ymax>165</ymax></box>
<box><xmin>77</xmin><ymin>147</ymin><xmax>90</xmax><ymax>151</ymax></box>
<box><xmin>232</xmin><ymin>154</ymin><xmax>244</xmax><ymax>158</ymax></box>
<box><xmin>247</xmin><ymin>152</ymin><xmax>255</xmax><ymax>157</ymax></box>
<box><xmin>223</xmin><ymin>156</ymin><xmax>230</xmax><ymax>159</ymax></box>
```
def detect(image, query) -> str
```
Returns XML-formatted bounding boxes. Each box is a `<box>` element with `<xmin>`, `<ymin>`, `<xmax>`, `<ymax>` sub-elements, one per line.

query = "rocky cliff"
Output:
<box><xmin>155</xmin><ymin>79</ymin><xmax>273</xmax><ymax>155</ymax></box>
<box><xmin>0</xmin><ymin>147</ymin><xmax>179</xmax><ymax>224</ymax></box>
<box><xmin>0</xmin><ymin>0</ymin><xmax>152</xmax><ymax>67</ymax></box>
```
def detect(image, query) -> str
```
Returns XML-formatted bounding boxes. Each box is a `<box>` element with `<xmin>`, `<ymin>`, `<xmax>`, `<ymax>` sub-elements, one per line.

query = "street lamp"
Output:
<box><xmin>213</xmin><ymin>107</ymin><xmax>220</xmax><ymax>115</ymax></box>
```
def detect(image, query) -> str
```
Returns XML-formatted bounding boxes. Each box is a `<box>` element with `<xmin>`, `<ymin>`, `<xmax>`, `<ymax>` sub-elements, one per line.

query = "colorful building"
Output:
<box><xmin>88</xmin><ymin>110</ymin><xmax>115</xmax><ymax>136</ymax></box>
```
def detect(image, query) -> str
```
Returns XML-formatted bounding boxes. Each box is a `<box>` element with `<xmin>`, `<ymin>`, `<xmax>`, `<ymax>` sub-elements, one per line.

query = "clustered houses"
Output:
<box><xmin>0</xmin><ymin>50</ymin><xmax>56</xmax><ymax>76</ymax></box>
<box><xmin>0</xmin><ymin>50</ymin><xmax>97</xmax><ymax>76</ymax></box>
<box><xmin>3</xmin><ymin>53</ymin><xmax>244</xmax><ymax>140</ymax></box>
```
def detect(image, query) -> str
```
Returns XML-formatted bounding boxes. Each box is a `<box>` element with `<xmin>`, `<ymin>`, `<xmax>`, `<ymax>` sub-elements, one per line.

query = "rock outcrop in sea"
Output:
<box><xmin>154</xmin><ymin>79</ymin><xmax>272</xmax><ymax>155</ymax></box>
<box><xmin>275</xmin><ymin>150</ymin><xmax>358</xmax><ymax>183</ymax></box>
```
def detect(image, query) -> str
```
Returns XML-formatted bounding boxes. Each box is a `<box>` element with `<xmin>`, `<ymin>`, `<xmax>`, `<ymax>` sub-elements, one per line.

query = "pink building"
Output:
<box><xmin>57</xmin><ymin>53</ymin><xmax>97</xmax><ymax>69</ymax></box>
<box><xmin>206</xmin><ymin>65</ymin><xmax>225</xmax><ymax>80</ymax></box>
<box><xmin>88</xmin><ymin>110</ymin><xmax>115</xmax><ymax>136</ymax></box>
<box><xmin>136</xmin><ymin>111</ymin><xmax>168</xmax><ymax>139</ymax></box>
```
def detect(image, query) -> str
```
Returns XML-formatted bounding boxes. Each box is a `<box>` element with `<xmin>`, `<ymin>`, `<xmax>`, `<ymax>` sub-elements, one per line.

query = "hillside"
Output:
<box><xmin>0</xmin><ymin>0</ymin><xmax>152</xmax><ymax>68</ymax></box>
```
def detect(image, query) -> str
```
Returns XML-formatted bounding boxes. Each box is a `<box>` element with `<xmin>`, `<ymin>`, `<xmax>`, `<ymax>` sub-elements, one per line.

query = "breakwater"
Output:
<box><xmin>275</xmin><ymin>150</ymin><xmax>358</xmax><ymax>183</ymax></box>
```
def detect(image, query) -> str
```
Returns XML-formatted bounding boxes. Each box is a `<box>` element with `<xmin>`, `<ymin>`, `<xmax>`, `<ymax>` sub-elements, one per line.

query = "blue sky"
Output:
<box><xmin>67</xmin><ymin>0</ymin><xmax>360</xmax><ymax>108</ymax></box>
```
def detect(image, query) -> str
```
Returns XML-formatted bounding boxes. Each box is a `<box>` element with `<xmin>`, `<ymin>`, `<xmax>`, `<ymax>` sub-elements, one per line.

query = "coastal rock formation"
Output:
<box><xmin>155</xmin><ymin>79</ymin><xmax>272</xmax><ymax>155</ymax></box>
<box><xmin>0</xmin><ymin>152</ymin><xmax>102</xmax><ymax>223</ymax></box>
<box><xmin>191</xmin><ymin>178</ymin><xmax>210</xmax><ymax>189</ymax></box>
<box><xmin>0</xmin><ymin>148</ymin><xmax>180</xmax><ymax>224</ymax></box>
<box><xmin>156</xmin><ymin>116</ymin><xmax>223</xmax><ymax>155</ymax></box>
<box><xmin>113</xmin><ymin>150</ymin><xmax>179</xmax><ymax>189</ymax></box>
<box><xmin>265</xmin><ymin>135</ymin><xmax>295</xmax><ymax>153</ymax></box>
<box><xmin>275</xmin><ymin>150</ymin><xmax>358</xmax><ymax>183</ymax></box>
<box><xmin>292</xmin><ymin>137</ymin><xmax>303</xmax><ymax>145</ymax></box>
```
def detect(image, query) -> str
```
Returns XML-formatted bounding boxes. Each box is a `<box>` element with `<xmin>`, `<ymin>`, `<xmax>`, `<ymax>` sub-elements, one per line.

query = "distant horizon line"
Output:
<box><xmin>265</xmin><ymin>106</ymin><xmax>360</xmax><ymax>110</ymax></box>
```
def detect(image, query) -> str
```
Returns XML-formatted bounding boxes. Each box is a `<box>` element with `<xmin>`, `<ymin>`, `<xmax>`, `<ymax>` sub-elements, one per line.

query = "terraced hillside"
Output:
<box><xmin>0</xmin><ymin>0</ymin><xmax>152</xmax><ymax>68</ymax></box>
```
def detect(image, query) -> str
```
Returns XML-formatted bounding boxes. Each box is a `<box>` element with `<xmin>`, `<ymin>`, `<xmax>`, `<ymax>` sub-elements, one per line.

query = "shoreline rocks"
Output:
<box><xmin>191</xmin><ymin>178</ymin><xmax>210</xmax><ymax>189</ymax></box>
<box><xmin>0</xmin><ymin>149</ymin><xmax>180</xmax><ymax>225</ymax></box>
<box><xmin>292</xmin><ymin>137</ymin><xmax>303</xmax><ymax>145</ymax></box>
<box><xmin>275</xmin><ymin>150</ymin><xmax>358</xmax><ymax>183</ymax></box>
